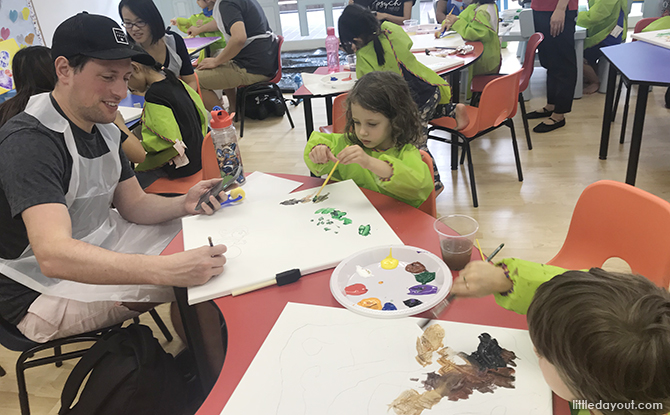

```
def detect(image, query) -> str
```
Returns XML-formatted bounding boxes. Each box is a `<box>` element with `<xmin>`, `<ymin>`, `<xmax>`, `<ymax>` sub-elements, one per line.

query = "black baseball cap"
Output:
<box><xmin>51</xmin><ymin>12</ymin><xmax>154</xmax><ymax>65</ymax></box>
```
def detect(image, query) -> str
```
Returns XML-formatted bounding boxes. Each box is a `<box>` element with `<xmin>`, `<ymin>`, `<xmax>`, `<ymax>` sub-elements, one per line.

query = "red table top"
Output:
<box><xmin>162</xmin><ymin>174</ymin><xmax>569</xmax><ymax>415</ymax></box>
<box><xmin>293</xmin><ymin>41</ymin><xmax>483</xmax><ymax>97</ymax></box>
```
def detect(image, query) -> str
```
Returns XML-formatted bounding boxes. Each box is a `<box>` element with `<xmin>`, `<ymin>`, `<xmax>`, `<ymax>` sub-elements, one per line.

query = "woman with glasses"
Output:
<box><xmin>119</xmin><ymin>0</ymin><xmax>198</xmax><ymax>92</ymax></box>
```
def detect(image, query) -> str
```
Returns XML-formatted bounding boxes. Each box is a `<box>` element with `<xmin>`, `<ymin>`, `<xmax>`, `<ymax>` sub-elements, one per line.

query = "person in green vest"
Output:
<box><xmin>127</xmin><ymin>45</ymin><xmax>209</xmax><ymax>188</ymax></box>
<box><xmin>305</xmin><ymin>71</ymin><xmax>433</xmax><ymax>208</ymax></box>
<box><xmin>577</xmin><ymin>0</ymin><xmax>628</xmax><ymax>94</ymax></box>
<box><xmin>170</xmin><ymin>0</ymin><xmax>226</xmax><ymax>64</ymax></box>
<box><xmin>441</xmin><ymin>0</ymin><xmax>501</xmax><ymax>77</ymax></box>
<box><xmin>451</xmin><ymin>258</ymin><xmax>670</xmax><ymax>415</ymax></box>
<box><xmin>338</xmin><ymin>4</ymin><xmax>469</xmax><ymax>195</ymax></box>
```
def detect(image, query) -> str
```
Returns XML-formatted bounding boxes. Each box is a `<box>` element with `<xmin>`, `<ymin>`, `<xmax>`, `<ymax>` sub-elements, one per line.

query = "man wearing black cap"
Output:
<box><xmin>0</xmin><ymin>13</ymin><xmax>225</xmax><ymax>373</ymax></box>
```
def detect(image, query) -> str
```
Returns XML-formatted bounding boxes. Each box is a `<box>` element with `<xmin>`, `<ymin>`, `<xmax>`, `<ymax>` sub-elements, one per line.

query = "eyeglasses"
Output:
<box><xmin>123</xmin><ymin>20</ymin><xmax>147</xmax><ymax>30</ymax></box>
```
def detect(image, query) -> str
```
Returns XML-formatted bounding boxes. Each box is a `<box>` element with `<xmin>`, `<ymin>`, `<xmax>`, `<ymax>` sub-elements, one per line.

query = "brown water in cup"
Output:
<box><xmin>440</xmin><ymin>238</ymin><xmax>473</xmax><ymax>271</ymax></box>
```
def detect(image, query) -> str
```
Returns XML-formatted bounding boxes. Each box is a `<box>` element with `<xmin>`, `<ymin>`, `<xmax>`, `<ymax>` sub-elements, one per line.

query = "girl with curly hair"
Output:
<box><xmin>304</xmin><ymin>71</ymin><xmax>433</xmax><ymax>208</ymax></box>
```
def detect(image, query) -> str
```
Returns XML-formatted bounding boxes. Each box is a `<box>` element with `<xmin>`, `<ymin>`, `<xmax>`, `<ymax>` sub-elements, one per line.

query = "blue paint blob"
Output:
<box><xmin>382</xmin><ymin>302</ymin><xmax>397</xmax><ymax>311</ymax></box>
<box><xmin>403</xmin><ymin>298</ymin><xmax>423</xmax><ymax>308</ymax></box>
<box><xmin>407</xmin><ymin>284</ymin><xmax>438</xmax><ymax>295</ymax></box>
<box><xmin>330</xmin><ymin>76</ymin><xmax>338</xmax><ymax>81</ymax></box>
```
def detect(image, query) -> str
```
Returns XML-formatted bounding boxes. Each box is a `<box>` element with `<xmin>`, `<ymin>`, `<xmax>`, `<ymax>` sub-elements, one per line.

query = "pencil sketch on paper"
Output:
<box><xmin>391</xmin><ymin>325</ymin><xmax>518</xmax><ymax>415</ymax></box>
<box><xmin>213</xmin><ymin>227</ymin><xmax>249</xmax><ymax>259</ymax></box>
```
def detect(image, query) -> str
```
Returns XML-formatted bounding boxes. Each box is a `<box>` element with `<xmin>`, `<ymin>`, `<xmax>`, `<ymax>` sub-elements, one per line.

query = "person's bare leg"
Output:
<box><xmin>583</xmin><ymin>60</ymin><xmax>600</xmax><ymax>95</ymax></box>
<box><xmin>201</xmin><ymin>88</ymin><xmax>223</xmax><ymax>111</ymax></box>
<box><xmin>223</xmin><ymin>88</ymin><xmax>236</xmax><ymax>113</ymax></box>
<box><xmin>454</xmin><ymin>103</ymin><xmax>469</xmax><ymax>130</ymax></box>
<box><xmin>170</xmin><ymin>302</ymin><xmax>225</xmax><ymax>381</ymax></box>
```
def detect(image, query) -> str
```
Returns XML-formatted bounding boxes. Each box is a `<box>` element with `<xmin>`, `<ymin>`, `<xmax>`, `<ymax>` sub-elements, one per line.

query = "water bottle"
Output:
<box><xmin>210</xmin><ymin>106</ymin><xmax>245</xmax><ymax>187</ymax></box>
<box><xmin>325</xmin><ymin>27</ymin><xmax>340</xmax><ymax>73</ymax></box>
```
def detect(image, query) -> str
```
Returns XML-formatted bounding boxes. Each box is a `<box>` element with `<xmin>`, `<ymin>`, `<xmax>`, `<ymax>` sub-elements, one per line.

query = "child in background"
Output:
<box><xmin>338</xmin><ymin>4</ymin><xmax>469</xmax><ymax>195</ymax></box>
<box><xmin>452</xmin><ymin>260</ymin><xmax>670</xmax><ymax>415</ymax></box>
<box><xmin>305</xmin><ymin>71</ymin><xmax>433</xmax><ymax>208</ymax></box>
<box><xmin>170</xmin><ymin>0</ymin><xmax>226</xmax><ymax>64</ymax></box>
<box><xmin>441</xmin><ymin>0</ymin><xmax>501</xmax><ymax>77</ymax></box>
<box><xmin>127</xmin><ymin>45</ymin><xmax>208</xmax><ymax>188</ymax></box>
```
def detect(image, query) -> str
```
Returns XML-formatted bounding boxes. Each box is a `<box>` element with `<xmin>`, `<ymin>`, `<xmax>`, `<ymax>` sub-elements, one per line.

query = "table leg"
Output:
<box><xmin>625</xmin><ymin>84</ymin><xmax>649</xmax><ymax>186</ymax></box>
<box><xmin>574</xmin><ymin>38</ymin><xmax>584</xmax><ymax>99</ymax></box>
<box><xmin>325</xmin><ymin>96</ymin><xmax>333</xmax><ymax>126</ymax></box>
<box><xmin>303</xmin><ymin>97</ymin><xmax>314</xmax><ymax>141</ymax></box>
<box><xmin>598</xmin><ymin>63</ymin><xmax>618</xmax><ymax>160</ymax></box>
<box><xmin>449</xmin><ymin>71</ymin><xmax>461</xmax><ymax>103</ymax></box>
<box><xmin>173</xmin><ymin>287</ymin><xmax>214</xmax><ymax>396</ymax></box>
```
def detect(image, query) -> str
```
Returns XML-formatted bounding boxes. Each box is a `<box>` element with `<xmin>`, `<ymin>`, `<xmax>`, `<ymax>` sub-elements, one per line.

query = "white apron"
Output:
<box><xmin>0</xmin><ymin>93</ymin><xmax>180</xmax><ymax>303</ymax></box>
<box><xmin>163</xmin><ymin>32</ymin><xmax>184</xmax><ymax>77</ymax></box>
<box><xmin>213</xmin><ymin>0</ymin><xmax>277</xmax><ymax>48</ymax></box>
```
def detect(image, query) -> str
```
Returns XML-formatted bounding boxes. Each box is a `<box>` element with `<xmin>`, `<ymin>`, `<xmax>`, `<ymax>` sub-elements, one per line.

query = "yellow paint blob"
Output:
<box><xmin>357</xmin><ymin>297</ymin><xmax>382</xmax><ymax>310</ymax></box>
<box><xmin>380</xmin><ymin>248</ymin><xmax>399</xmax><ymax>270</ymax></box>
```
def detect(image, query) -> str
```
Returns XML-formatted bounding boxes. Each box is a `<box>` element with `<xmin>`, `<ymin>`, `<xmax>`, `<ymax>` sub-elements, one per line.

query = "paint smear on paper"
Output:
<box><xmin>312</xmin><ymin>193</ymin><xmax>330</xmax><ymax>203</ymax></box>
<box><xmin>358</xmin><ymin>224</ymin><xmax>371</xmax><ymax>236</ymax></box>
<box><xmin>390</xmin><ymin>331</ymin><xmax>518</xmax><ymax>415</ymax></box>
<box><xmin>345</xmin><ymin>283</ymin><xmax>368</xmax><ymax>295</ymax></box>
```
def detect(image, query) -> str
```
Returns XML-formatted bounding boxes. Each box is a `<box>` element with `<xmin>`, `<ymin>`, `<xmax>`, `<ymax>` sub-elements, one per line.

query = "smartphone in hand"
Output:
<box><xmin>194</xmin><ymin>177</ymin><xmax>236</xmax><ymax>211</ymax></box>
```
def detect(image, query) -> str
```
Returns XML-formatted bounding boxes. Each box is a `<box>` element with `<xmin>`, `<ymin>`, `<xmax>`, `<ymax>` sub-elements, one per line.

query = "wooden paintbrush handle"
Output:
<box><xmin>231</xmin><ymin>279</ymin><xmax>277</xmax><ymax>296</ymax></box>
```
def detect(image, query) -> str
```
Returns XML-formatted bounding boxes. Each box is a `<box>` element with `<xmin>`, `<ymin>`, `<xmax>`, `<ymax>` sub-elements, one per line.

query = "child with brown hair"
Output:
<box><xmin>452</xmin><ymin>259</ymin><xmax>670</xmax><ymax>415</ymax></box>
<box><xmin>304</xmin><ymin>71</ymin><xmax>433</xmax><ymax>208</ymax></box>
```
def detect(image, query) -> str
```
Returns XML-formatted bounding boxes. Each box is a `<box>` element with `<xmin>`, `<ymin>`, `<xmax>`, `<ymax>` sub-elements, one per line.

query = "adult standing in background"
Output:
<box><xmin>189</xmin><ymin>0</ymin><xmax>279</xmax><ymax>111</ymax></box>
<box><xmin>351</xmin><ymin>0</ymin><xmax>415</xmax><ymax>25</ymax></box>
<box><xmin>526</xmin><ymin>0</ymin><xmax>577</xmax><ymax>133</ymax></box>
<box><xmin>119</xmin><ymin>0</ymin><xmax>199</xmax><ymax>92</ymax></box>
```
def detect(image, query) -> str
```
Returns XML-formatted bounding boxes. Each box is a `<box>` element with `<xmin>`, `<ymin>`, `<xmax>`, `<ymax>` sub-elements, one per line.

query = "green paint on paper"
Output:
<box><xmin>330</xmin><ymin>210</ymin><xmax>347</xmax><ymax>220</ymax></box>
<box><xmin>343</xmin><ymin>218</ymin><xmax>352</xmax><ymax>225</ymax></box>
<box><xmin>315</xmin><ymin>208</ymin><xmax>335</xmax><ymax>215</ymax></box>
<box><xmin>313</xmin><ymin>193</ymin><xmax>330</xmax><ymax>203</ymax></box>
<box><xmin>358</xmin><ymin>224</ymin><xmax>371</xmax><ymax>236</ymax></box>
<box><xmin>414</xmin><ymin>271</ymin><xmax>436</xmax><ymax>284</ymax></box>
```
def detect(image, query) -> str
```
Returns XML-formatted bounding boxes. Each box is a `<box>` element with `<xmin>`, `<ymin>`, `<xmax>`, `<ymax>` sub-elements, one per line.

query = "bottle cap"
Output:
<box><xmin>327</xmin><ymin>27</ymin><xmax>335</xmax><ymax>36</ymax></box>
<box><xmin>210</xmin><ymin>106</ymin><xmax>233</xmax><ymax>128</ymax></box>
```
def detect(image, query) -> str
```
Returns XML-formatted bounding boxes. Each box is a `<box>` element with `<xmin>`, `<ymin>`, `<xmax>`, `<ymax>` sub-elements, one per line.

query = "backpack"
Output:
<box><xmin>244</xmin><ymin>94</ymin><xmax>286</xmax><ymax>120</ymax></box>
<box><xmin>59</xmin><ymin>324</ymin><xmax>188</xmax><ymax>415</ymax></box>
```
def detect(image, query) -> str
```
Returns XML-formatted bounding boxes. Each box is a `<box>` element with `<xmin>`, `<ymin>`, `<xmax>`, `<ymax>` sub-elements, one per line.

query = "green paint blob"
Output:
<box><xmin>414</xmin><ymin>271</ymin><xmax>436</xmax><ymax>284</ymax></box>
<box><xmin>324</xmin><ymin>227</ymin><xmax>330</xmax><ymax>231</ymax></box>
<box><xmin>314</xmin><ymin>208</ymin><xmax>335</xmax><ymax>215</ymax></box>
<box><xmin>343</xmin><ymin>218</ymin><xmax>352</xmax><ymax>225</ymax></box>
<box><xmin>330</xmin><ymin>210</ymin><xmax>347</xmax><ymax>220</ymax></box>
<box><xmin>358</xmin><ymin>224</ymin><xmax>371</xmax><ymax>236</ymax></box>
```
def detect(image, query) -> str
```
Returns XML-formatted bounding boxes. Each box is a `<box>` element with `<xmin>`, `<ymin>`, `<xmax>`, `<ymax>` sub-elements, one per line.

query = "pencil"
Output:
<box><xmin>312</xmin><ymin>159</ymin><xmax>340</xmax><ymax>202</ymax></box>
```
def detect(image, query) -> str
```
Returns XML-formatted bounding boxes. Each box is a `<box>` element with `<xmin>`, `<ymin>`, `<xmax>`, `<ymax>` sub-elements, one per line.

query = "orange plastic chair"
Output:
<box><xmin>418</xmin><ymin>150</ymin><xmax>437</xmax><ymax>218</ymax></box>
<box><xmin>144</xmin><ymin>132</ymin><xmax>220</xmax><ymax>195</ymax></box>
<box><xmin>193</xmin><ymin>71</ymin><xmax>203</xmax><ymax>101</ymax></box>
<box><xmin>427</xmin><ymin>69</ymin><xmax>523</xmax><ymax>207</ymax></box>
<box><xmin>236</xmin><ymin>35</ymin><xmax>294</xmax><ymax>138</ymax></box>
<box><xmin>546</xmin><ymin>180</ymin><xmax>670</xmax><ymax>289</ymax></box>
<box><xmin>318</xmin><ymin>93</ymin><xmax>348</xmax><ymax>134</ymax></box>
<box><xmin>613</xmin><ymin>17</ymin><xmax>660</xmax><ymax>144</ymax></box>
<box><xmin>471</xmin><ymin>32</ymin><xmax>544</xmax><ymax>151</ymax></box>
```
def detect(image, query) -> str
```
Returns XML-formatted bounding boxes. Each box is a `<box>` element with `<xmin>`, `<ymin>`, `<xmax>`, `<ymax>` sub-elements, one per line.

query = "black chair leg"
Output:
<box><xmin>508</xmin><ymin>119</ymin><xmax>523</xmax><ymax>182</ymax></box>
<box><xmin>149</xmin><ymin>308</ymin><xmax>173</xmax><ymax>342</ymax></box>
<box><xmin>460</xmin><ymin>141</ymin><xmax>466</xmax><ymax>165</ymax></box>
<box><xmin>463</xmin><ymin>140</ymin><xmax>478</xmax><ymax>208</ymax></box>
<box><xmin>450</xmin><ymin>133</ymin><xmax>458</xmax><ymax>170</ymax></box>
<box><xmin>612</xmin><ymin>76</ymin><xmax>623</xmax><ymax>122</ymax></box>
<box><xmin>16</xmin><ymin>355</ymin><xmax>31</xmax><ymax>415</ymax></box>
<box><xmin>54</xmin><ymin>345</ymin><xmax>63</xmax><ymax>367</ymax></box>
<box><xmin>518</xmin><ymin>93</ymin><xmax>532</xmax><ymax>150</ymax></box>
<box><xmin>619</xmin><ymin>84</ymin><xmax>632</xmax><ymax>144</ymax></box>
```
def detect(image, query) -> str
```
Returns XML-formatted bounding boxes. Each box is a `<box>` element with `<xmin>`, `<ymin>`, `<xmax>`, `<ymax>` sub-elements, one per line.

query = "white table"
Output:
<box><xmin>500</xmin><ymin>17</ymin><xmax>587</xmax><ymax>99</ymax></box>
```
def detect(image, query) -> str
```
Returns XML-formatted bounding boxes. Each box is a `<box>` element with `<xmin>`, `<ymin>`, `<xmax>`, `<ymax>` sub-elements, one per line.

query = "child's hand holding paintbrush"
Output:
<box><xmin>450</xmin><ymin>244</ymin><xmax>510</xmax><ymax>297</ymax></box>
<box><xmin>308</xmin><ymin>145</ymin><xmax>393</xmax><ymax>183</ymax></box>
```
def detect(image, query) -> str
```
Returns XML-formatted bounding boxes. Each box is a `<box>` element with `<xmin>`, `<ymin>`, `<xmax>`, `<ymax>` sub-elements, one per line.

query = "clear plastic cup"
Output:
<box><xmin>403</xmin><ymin>19</ymin><xmax>419</xmax><ymax>35</ymax></box>
<box><xmin>346</xmin><ymin>54</ymin><xmax>356</xmax><ymax>72</ymax></box>
<box><xmin>433</xmin><ymin>215</ymin><xmax>479</xmax><ymax>271</ymax></box>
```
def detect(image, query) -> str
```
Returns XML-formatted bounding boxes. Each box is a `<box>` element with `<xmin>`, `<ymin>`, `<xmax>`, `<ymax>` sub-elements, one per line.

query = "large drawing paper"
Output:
<box><xmin>409</xmin><ymin>33</ymin><xmax>466</xmax><ymax>52</ymax></box>
<box><xmin>631</xmin><ymin>30</ymin><xmax>670</xmax><ymax>50</ymax></box>
<box><xmin>184</xmin><ymin>180</ymin><xmax>403</xmax><ymax>304</ymax></box>
<box><xmin>221</xmin><ymin>303</ymin><xmax>552</xmax><ymax>415</ymax></box>
<box><xmin>414</xmin><ymin>53</ymin><xmax>464</xmax><ymax>72</ymax></box>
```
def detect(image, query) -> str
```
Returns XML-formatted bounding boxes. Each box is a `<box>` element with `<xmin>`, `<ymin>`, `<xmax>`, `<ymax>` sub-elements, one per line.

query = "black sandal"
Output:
<box><xmin>526</xmin><ymin>108</ymin><xmax>553</xmax><ymax>119</ymax></box>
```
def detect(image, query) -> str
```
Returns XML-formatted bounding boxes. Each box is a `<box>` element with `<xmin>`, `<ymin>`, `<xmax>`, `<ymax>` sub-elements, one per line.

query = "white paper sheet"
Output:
<box><xmin>409</xmin><ymin>33</ymin><xmax>466</xmax><ymax>52</ymax></box>
<box><xmin>184</xmin><ymin>180</ymin><xmax>403</xmax><ymax>304</ymax></box>
<box><xmin>301</xmin><ymin>72</ymin><xmax>355</xmax><ymax>96</ymax></box>
<box><xmin>241</xmin><ymin>172</ymin><xmax>303</xmax><ymax>201</ymax></box>
<box><xmin>118</xmin><ymin>106</ymin><xmax>142</xmax><ymax>123</ymax></box>
<box><xmin>221</xmin><ymin>303</ymin><xmax>553</xmax><ymax>415</ymax></box>
<box><xmin>631</xmin><ymin>30</ymin><xmax>670</xmax><ymax>50</ymax></box>
<box><xmin>414</xmin><ymin>53</ymin><xmax>464</xmax><ymax>72</ymax></box>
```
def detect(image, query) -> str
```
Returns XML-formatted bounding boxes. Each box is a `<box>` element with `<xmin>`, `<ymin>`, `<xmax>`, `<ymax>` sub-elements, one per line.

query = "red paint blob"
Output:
<box><xmin>345</xmin><ymin>283</ymin><xmax>368</xmax><ymax>295</ymax></box>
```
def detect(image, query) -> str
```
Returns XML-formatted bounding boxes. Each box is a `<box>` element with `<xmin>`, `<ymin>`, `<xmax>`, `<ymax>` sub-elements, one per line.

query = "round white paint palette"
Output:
<box><xmin>320</xmin><ymin>72</ymin><xmax>356</xmax><ymax>89</ymax></box>
<box><xmin>330</xmin><ymin>245</ymin><xmax>452</xmax><ymax>318</ymax></box>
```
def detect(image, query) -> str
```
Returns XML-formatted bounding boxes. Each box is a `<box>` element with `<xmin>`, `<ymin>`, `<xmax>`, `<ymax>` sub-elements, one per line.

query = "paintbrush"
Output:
<box><xmin>435</xmin><ymin>8</ymin><xmax>454</xmax><ymax>38</ymax></box>
<box><xmin>312</xmin><ymin>159</ymin><xmax>340</xmax><ymax>202</ymax></box>
<box><xmin>418</xmin><ymin>293</ymin><xmax>456</xmax><ymax>330</ymax></box>
<box><xmin>231</xmin><ymin>269</ymin><xmax>302</xmax><ymax>296</ymax></box>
